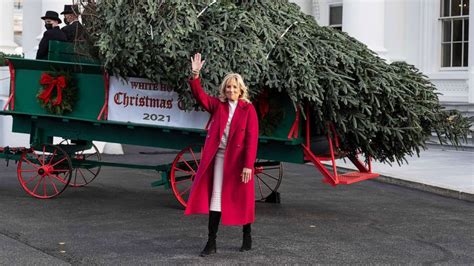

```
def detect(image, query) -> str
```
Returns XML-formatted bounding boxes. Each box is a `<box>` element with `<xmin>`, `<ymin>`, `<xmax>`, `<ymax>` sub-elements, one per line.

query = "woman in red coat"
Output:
<box><xmin>185</xmin><ymin>53</ymin><xmax>259</xmax><ymax>256</ymax></box>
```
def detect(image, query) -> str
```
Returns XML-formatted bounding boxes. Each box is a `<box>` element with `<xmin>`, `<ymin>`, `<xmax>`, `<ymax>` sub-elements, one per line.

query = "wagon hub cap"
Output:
<box><xmin>38</xmin><ymin>165</ymin><xmax>54</xmax><ymax>176</ymax></box>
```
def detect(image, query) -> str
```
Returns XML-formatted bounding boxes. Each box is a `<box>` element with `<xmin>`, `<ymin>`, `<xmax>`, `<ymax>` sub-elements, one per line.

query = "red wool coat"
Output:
<box><xmin>184</xmin><ymin>78</ymin><xmax>259</xmax><ymax>226</ymax></box>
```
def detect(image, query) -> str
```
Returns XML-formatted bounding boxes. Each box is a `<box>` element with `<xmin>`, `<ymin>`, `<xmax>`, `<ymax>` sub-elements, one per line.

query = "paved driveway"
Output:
<box><xmin>0</xmin><ymin>145</ymin><xmax>472</xmax><ymax>264</ymax></box>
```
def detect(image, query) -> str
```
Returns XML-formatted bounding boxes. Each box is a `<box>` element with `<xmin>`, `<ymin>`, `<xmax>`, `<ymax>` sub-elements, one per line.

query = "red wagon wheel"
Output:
<box><xmin>17</xmin><ymin>144</ymin><xmax>72</xmax><ymax>199</ymax></box>
<box><xmin>254</xmin><ymin>160</ymin><xmax>283</xmax><ymax>202</ymax></box>
<box><xmin>59</xmin><ymin>140</ymin><xmax>102</xmax><ymax>187</ymax></box>
<box><xmin>170</xmin><ymin>145</ymin><xmax>202</xmax><ymax>207</ymax></box>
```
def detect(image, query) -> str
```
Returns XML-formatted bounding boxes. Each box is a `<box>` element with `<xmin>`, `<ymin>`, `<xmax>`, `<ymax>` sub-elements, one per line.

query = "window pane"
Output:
<box><xmin>464</xmin><ymin>42</ymin><xmax>469</xmax><ymax>66</ymax></box>
<box><xmin>443</xmin><ymin>20</ymin><xmax>452</xmax><ymax>41</ymax></box>
<box><xmin>454</xmin><ymin>19</ymin><xmax>463</xmax><ymax>41</ymax></box>
<box><xmin>442</xmin><ymin>43</ymin><xmax>452</xmax><ymax>67</ymax></box>
<box><xmin>453</xmin><ymin>43</ymin><xmax>463</xmax><ymax>66</ymax></box>
<box><xmin>463</xmin><ymin>0</ymin><xmax>470</xmax><ymax>15</ymax></box>
<box><xmin>330</xmin><ymin>6</ymin><xmax>343</xmax><ymax>25</ymax></box>
<box><xmin>442</xmin><ymin>0</ymin><xmax>450</xmax><ymax>16</ymax></box>
<box><xmin>452</xmin><ymin>0</ymin><xmax>462</xmax><ymax>16</ymax></box>
<box><xmin>464</xmin><ymin>19</ymin><xmax>469</xmax><ymax>41</ymax></box>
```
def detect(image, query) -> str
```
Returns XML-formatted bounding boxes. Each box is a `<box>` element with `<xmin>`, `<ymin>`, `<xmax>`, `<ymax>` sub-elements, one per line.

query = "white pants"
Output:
<box><xmin>210</xmin><ymin>148</ymin><xmax>225</xmax><ymax>212</ymax></box>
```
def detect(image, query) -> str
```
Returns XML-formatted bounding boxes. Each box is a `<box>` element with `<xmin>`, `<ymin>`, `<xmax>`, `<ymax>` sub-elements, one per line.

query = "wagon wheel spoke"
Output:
<box><xmin>189</xmin><ymin>148</ymin><xmax>199</xmax><ymax>169</ymax></box>
<box><xmin>180</xmin><ymin>158</ymin><xmax>196</xmax><ymax>173</ymax></box>
<box><xmin>47</xmin><ymin>176</ymin><xmax>60</xmax><ymax>194</ymax></box>
<box><xmin>42</xmin><ymin>145</ymin><xmax>46</xmax><ymax>165</ymax></box>
<box><xmin>254</xmin><ymin>160</ymin><xmax>283</xmax><ymax>202</ymax></box>
<box><xmin>32</xmin><ymin>152</ymin><xmax>42</xmax><ymax>163</ymax></box>
<box><xmin>256</xmin><ymin>174</ymin><xmax>275</xmax><ymax>191</ymax></box>
<box><xmin>24</xmin><ymin>174</ymin><xmax>40</xmax><ymax>184</ymax></box>
<box><xmin>24</xmin><ymin>156</ymin><xmax>41</xmax><ymax>169</ymax></box>
<box><xmin>85</xmin><ymin>168</ymin><xmax>97</xmax><ymax>176</ymax></box>
<box><xmin>179</xmin><ymin>185</ymin><xmax>192</xmax><ymax>196</ymax></box>
<box><xmin>73</xmin><ymin>168</ymin><xmax>79</xmax><ymax>186</ymax></box>
<box><xmin>59</xmin><ymin>141</ymin><xmax>101</xmax><ymax>188</ymax></box>
<box><xmin>77</xmin><ymin>168</ymin><xmax>88</xmax><ymax>184</ymax></box>
<box><xmin>32</xmin><ymin>176</ymin><xmax>44</xmax><ymax>195</ymax></box>
<box><xmin>53</xmin><ymin>169</ymin><xmax>70</xmax><ymax>173</ymax></box>
<box><xmin>51</xmin><ymin>157</ymin><xmax>67</xmax><ymax>167</ymax></box>
<box><xmin>19</xmin><ymin>169</ymin><xmax>37</xmax><ymax>173</ymax></box>
<box><xmin>175</xmin><ymin>175</ymin><xmax>193</xmax><ymax>184</ymax></box>
<box><xmin>70</xmin><ymin>168</ymin><xmax>84</xmax><ymax>187</ymax></box>
<box><xmin>48</xmin><ymin>149</ymin><xmax>57</xmax><ymax>165</ymax></box>
<box><xmin>173</xmin><ymin>166</ymin><xmax>194</xmax><ymax>175</ymax></box>
<box><xmin>43</xmin><ymin>176</ymin><xmax>48</xmax><ymax>197</ymax></box>
<box><xmin>49</xmin><ymin>173</ymin><xmax>68</xmax><ymax>184</ymax></box>
<box><xmin>256</xmin><ymin>176</ymin><xmax>265</xmax><ymax>199</ymax></box>
<box><xmin>258</xmin><ymin>171</ymin><xmax>281</xmax><ymax>181</ymax></box>
<box><xmin>170</xmin><ymin>144</ymin><xmax>202</xmax><ymax>208</ymax></box>
<box><xmin>17</xmin><ymin>144</ymin><xmax>72</xmax><ymax>199</ymax></box>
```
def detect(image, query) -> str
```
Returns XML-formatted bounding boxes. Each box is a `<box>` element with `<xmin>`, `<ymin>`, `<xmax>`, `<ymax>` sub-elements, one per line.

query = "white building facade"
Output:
<box><xmin>293</xmin><ymin>0</ymin><xmax>474</xmax><ymax>109</ymax></box>
<box><xmin>0</xmin><ymin>0</ymin><xmax>472</xmax><ymax>148</ymax></box>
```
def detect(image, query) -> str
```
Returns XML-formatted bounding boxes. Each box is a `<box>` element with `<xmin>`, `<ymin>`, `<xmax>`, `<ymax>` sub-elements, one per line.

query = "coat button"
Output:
<box><xmin>237</xmin><ymin>144</ymin><xmax>241</xmax><ymax>148</ymax></box>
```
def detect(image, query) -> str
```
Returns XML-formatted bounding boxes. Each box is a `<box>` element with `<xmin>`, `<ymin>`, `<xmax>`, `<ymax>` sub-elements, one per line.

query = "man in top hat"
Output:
<box><xmin>36</xmin><ymin>11</ymin><xmax>67</xmax><ymax>60</ymax></box>
<box><xmin>61</xmin><ymin>4</ymin><xmax>85</xmax><ymax>43</ymax></box>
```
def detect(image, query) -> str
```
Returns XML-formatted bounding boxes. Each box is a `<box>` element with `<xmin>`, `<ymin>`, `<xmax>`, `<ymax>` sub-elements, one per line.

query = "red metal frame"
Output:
<box><xmin>301</xmin><ymin>107</ymin><xmax>379</xmax><ymax>185</ymax></box>
<box><xmin>3</xmin><ymin>60</ymin><xmax>15</xmax><ymax>111</ymax></box>
<box><xmin>287</xmin><ymin>107</ymin><xmax>300</xmax><ymax>139</ymax></box>
<box><xmin>97</xmin><ymin>71</ymin><xmax>110</xmax><ymax>120</ymax></box>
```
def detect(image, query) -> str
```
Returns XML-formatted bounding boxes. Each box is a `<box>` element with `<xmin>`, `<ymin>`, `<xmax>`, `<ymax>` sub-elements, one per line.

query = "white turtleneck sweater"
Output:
<box><xmin>210</xmin><ymin>100</ymin><xmax>238</xmax><ymax>212</ymax></box>
<box><xmin>218</xmin><ymin>100</ymin><xmax>238</xmax><ymax>149</ymax></box>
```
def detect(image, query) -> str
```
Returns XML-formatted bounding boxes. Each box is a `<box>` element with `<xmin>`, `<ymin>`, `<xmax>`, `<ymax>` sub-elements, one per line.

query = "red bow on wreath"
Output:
<box><xmin>38</xmin><ymin>73</ymin><xmax>67</xmax><ymax>106</ymax></box>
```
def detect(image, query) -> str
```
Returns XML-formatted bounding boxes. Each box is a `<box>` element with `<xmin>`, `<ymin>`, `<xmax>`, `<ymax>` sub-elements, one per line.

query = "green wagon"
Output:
<box><xmin>0</xmin><ymin>42</ymin><xmax>378</xmax><ymax>206</ymax></box>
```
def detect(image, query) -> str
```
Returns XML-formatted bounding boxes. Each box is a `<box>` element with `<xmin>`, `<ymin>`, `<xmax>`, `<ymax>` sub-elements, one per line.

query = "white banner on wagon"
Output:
<box><xmin>108</xmin><ymin>76</ymin><xmax>210</xmax><ymax>129</ymax></box>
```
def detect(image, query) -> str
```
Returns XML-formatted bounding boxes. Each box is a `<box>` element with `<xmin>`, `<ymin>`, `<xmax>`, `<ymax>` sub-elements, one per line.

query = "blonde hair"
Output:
<box><xmin>218</xmin><ymin>73</ymin><xmax>251</xmax><ymax>103</ymax></box>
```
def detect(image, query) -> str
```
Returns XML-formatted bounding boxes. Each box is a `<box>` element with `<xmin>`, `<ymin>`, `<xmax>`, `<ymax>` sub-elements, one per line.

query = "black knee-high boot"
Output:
<box><xmin>200</xmin><ymin>211</ymin><xmax>221</xmax><ymax>257</ymax></box>
<box><xmin>239</xmin><ymin>223</ymin><xmax>252</xmax><ymax>252</ymax></box>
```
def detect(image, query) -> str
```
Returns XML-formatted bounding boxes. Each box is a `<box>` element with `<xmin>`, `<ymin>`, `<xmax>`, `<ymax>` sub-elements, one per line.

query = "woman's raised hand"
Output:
<box><xmin>191</xmin><ymin>53</ymin><xmax>205</xmax><ymax>78</ymax></box>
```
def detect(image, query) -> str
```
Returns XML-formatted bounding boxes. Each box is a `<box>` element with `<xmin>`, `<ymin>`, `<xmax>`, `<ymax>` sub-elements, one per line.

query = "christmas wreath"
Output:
<box><xmin>37</xmin><ymin>71</ymin><xmax>78</xmax><ymax>115</ymax></box>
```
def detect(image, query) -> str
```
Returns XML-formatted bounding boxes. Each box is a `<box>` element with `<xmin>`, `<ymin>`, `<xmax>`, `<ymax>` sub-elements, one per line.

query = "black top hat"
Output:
<box><xmin>61</xmin><ymin>4</ymin><xmax>80</xmax><ymax>15</ymax></box>
<box><xmin>41</xmin><ymin>10</ymin><xmax>62</xmax><ymax>23</ymax></box>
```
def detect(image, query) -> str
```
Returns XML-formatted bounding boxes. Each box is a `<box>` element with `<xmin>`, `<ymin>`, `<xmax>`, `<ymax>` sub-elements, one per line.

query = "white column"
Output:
<box><xmin>342</xmin><ymin>0</ymin><xmax>387</xmax><ymax>58</ymax></box>
<box><xmin>22</xmin><ymin>0</ymin><xmax>43</xmax><ymax>59</ymax></box>
<box><xmin>0</xmin><ymin>0</ymin><xmax>19</xmax><ymax>54</ymax></box>
<box><xmin>0</xmin><ymin>0</ymin><xmax>28</xmax><ymax>146</ymax></box>
<box><xmin>317</xmin><ymin>0</ymin><xmax>329</xmax><ymax>26</ymax></box>
<box><xmin>384</xmin><ymin>0</ymin><xmax>406</xmax><ymax>62</ymax></box>
<box><xmin>290</xmin><ymin>0</ymin><xmax>314</xmax><ymax>16</ymax></box>
<box><xmin>312</xmin><ymin>0</ymin><xmax>322</xmax><ymax>24</ymax></box>
<box><xmin>469</xmin><ymin>0</ymin><xmax>474</xmax><ymax>103</ymax></box>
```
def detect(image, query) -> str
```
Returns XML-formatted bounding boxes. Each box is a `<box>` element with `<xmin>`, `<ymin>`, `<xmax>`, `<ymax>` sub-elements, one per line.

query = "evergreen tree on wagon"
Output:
<box><xmin>79</xmin><ymin>0</ymin><xmax>471</xmax><ymax>165</ymax></box>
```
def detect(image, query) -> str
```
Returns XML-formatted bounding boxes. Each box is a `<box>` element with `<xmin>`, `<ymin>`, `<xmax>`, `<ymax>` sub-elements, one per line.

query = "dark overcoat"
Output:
<box><xmin>36</xmin><ymin>27</ymin><xmax>67</xmax><ymax>60</ymax></box>
<box><xmin>61</xmin><ymin>21</ymin><xmax>85</xmax><ymax>42</ymax></box>
<box><xmin>184</xmin><ymin>78</ymin><xmax>259</xmax><ymax>226</ymax></box>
